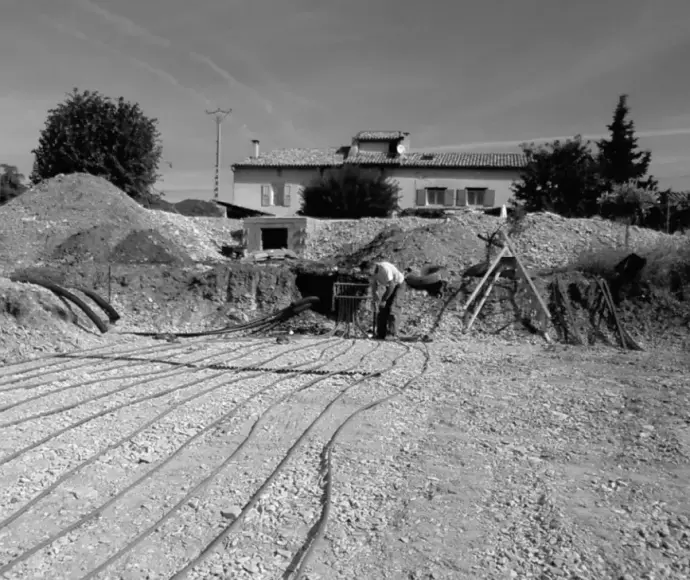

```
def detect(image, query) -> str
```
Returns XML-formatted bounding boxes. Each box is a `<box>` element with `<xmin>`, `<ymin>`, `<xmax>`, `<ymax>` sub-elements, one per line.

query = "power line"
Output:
<box><xmin>205</xmin><ymin>108</ymin><xmax>232</xmax><ymax>201</ymax></box>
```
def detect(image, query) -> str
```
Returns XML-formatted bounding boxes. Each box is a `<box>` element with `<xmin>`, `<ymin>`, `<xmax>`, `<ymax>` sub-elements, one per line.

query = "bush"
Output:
<box><xmin>300</xmin><ymin>164</ymin><xmax>401</xmax><ymax>218</ymax></box>
<box><xmin>598</xmin><ymin>181</ymin><xmax>659</xmax><ymax>248</ymax></box>
<box><xmin>0</xmin><ymin>164</ymin><xmax>27</xmax><ymax>206</ymax></box>
<box><xmin>506</xmin><ymin>201</ymin><xmax>528</xmax><ymax>237</ymax></box>
<box><xmin>398</xmin><ymin>207</ymin><xmax>446</xmax><ymax>218</ymax></box>
<box><xmin>568</xmin><ymin>238</ymin><xmax>690</xmax><ymax>290</ymax></box>
<box><xmin>30</xmin><ymin>88</ymin><xmax>163</xmax><ymax>199</ymax></box>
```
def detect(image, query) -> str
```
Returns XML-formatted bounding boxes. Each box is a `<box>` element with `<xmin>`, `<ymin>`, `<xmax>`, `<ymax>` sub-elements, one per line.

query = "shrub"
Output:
<box><xmin>568</xmin><ymin>238</ymin><xmax>690</xmax><ymax>290</ymax></box>
<box><xmin>300</xmin><ymin>164</ymin><xmax>401</xmax><ymax>218</ymax></box>
<box><xmin>0</xmin><ymin>164</ymin><xmax>27</xmax><ymax>206</ymax></box>
<box><xmin>399</xmin><ymin>207</ymin><xmax>446</xmax><ymax>218</ymax></box>
<box><xmin>506</xmin><ymin>201</ymin><xmax>528</xmax><ymax>237</ymax></box>
<box><xmin>598</xmin><ymin>181</ymin><xmax>659</xmax><ymax>248</ymax></box>
<box><xmin>30</xmin><ymin>88</ymin><xmax>163</xmax><ymax>199</ymax></box>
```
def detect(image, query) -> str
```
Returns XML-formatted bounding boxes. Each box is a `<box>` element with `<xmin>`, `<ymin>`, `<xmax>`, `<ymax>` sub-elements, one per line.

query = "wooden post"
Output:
<box><xmin>501</xmin><ymin>234</ymin><xmax>551</xmax><ymax>327</ymax></box>
<box><xmin>461</xmin><ymin>246</ymin><xmax>508</xmax><ymax>313</ymax></box>
<box><xmin>465</xmin><ymin>267</ymin><xmax>502</xmax><ymax>332</ymax></box>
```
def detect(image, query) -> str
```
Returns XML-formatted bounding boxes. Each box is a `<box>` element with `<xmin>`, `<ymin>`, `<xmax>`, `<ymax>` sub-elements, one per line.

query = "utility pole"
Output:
<box><xmin>205</xmin><ymin>108</ymin><xmax>232</xmax><ymax>201</ymax></box>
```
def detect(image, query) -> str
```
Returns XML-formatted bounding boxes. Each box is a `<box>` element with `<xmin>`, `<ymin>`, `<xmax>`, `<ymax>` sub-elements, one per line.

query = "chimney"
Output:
<box><xmin>251</xmin><ymin>139</ymin><xmax>260</xmax><ymax>158</ymax></box>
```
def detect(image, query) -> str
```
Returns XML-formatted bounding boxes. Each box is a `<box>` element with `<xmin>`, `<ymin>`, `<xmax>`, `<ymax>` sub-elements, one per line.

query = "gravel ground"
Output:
<box><xmin>0</xmin><ymin>335</ymin><xmax>687</xmax><ymax>579</ymax></box>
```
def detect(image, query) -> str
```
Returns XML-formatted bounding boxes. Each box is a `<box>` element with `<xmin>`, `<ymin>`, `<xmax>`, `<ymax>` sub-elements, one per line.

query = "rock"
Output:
<box><xmin>221</xmin><ymin>505</ymin><xmax>242</xmax><ymax>520</ymax></box>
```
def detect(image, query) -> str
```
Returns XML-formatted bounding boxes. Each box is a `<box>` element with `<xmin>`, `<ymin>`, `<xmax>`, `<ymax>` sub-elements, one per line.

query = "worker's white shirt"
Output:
<box><xmin>371</xmin><ymin>262</ymin><xmax>405</xmax><ymax>287</ymax></box>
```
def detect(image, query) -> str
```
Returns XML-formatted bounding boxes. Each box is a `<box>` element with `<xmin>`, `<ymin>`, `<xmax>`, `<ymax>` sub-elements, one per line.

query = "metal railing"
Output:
<box><xmin>330</xmin><ymin>282</ymin><xmax>371</xmax><ymax>338</ymax></box>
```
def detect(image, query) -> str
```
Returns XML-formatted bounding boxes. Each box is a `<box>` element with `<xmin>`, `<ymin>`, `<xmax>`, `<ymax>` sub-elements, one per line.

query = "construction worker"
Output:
<box><xmin>359</xmin><ymin>260</ymin><xmax>405</xmax><ymax>339</ymax></box>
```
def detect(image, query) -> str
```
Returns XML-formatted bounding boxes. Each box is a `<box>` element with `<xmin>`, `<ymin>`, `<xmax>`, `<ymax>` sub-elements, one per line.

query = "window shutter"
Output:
<box><xmin>261</xmin><ymin>185</ymin><xmax>271</xmax><ymax>206</ymax></box>
<box><xmin>444</xmin><ymin>188</ymin><xmax>455</xmax><ymax>206</ymax></box>
<box><xmin>484</xmin><ymin>189</ymin><xmax>496</xmax><ymax>207</ymax></box>
<box><xmin>283</xmin><ymin>185</ymin><xmax>291</xmax><ymax>207</ymax></box>
<box><xmin>416</xmin><ymin>189</ymin><xmax>426</xmax><ymax>206</ymax></box>
<box><xmin>456</xmin><ymin>188</ymin><xmax>467</xmax><ymax>206</ymax></box>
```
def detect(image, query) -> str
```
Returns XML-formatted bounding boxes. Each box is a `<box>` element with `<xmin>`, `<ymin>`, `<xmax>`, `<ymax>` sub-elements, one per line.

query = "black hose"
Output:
<box><xmin>10</xmin><ymin>275</ymin><xmax>109</xmax><ymax>334</ymax></box>
<box><xmin>75</xmin><ymin>287</ymin><xmax>120</xmax><ymax>323</ymax></box>
<box><xmin>127</xmin><ymin>296</ymin><xmax>321</xmax><ymax>338</ymax></box>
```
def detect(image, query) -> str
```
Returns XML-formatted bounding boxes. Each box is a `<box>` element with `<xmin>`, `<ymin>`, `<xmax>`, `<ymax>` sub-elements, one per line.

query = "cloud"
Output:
<box><xmin>654</xmin><ymin>155</ymin><xmax>690</xmax><ymax>166</ymax></box>
<box><xmin>188</xmin><ymin>52</ymin><xmax>313</xmax><ymax>146</ymax></box>
<box><xmin>43</xmin><ymin>17</ymin><xmax>211</xmax><ymax>107</ymax></box>
<box><xmin>423</xmin><ymin>127</ymin><xmax>690</xmax><ymax>151</ymax></box>
<box><xmin>189</xmin><ymin>52</ymin><xmax>274</xmax><ymax>115</ymax></box>
<box><xmin>72</xmin><ymin>0</ymin><xmax>170</xmax><ymax>47</ymax></box>
<box><xmin>460</xmin><ymin>3</ymin><xmax>690</xmax><ymax>121</ymax></box>
<box><xmin>68</xmin><ymin>2</ymin><xmax>306</xmax><ymax>142</ymax></box>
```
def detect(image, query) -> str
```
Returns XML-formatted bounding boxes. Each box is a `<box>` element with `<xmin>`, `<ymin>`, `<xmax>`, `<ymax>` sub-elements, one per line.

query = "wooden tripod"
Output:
<box><xmin>460</xmin><ymin>231</ymin><xmax>552</xmax><ymax>342</ymax></box>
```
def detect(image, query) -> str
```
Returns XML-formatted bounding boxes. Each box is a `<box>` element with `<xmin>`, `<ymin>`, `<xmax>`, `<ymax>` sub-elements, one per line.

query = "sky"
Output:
<box><xmin>1</xmin><ymin>0</ymin><xmax>690</xmax><ymax>203</ymax></box>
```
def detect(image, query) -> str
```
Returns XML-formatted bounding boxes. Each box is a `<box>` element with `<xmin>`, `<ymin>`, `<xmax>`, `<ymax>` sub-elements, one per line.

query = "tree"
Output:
<box><xmin>0</xmin><ymin>164</ymin><xmax>27</xmax><ymax>206</ymax></box>
<box><xmin>300</xmin><ymin>164</ymin><xmax>401</xmax><ymax>218</ymax></box>
<box><xmin>597</xmin><ymin>94</ymin><xmax>657</xmax><ymax>190</ymax></box>
<box><xmin>598</xmin><ymin>180</ymin><xmax>659</xmax><ymax>248</ymax></box>
<box><xmin>660</xmin><ymin>189</ymin><xmax>690</xmax><ymax>233</ymax></box>
<box><xmin>30</xmin><ymin>88</ymin><xmax>163</xmax><ymax>199</ymax></box>
<box><xmin>511</xmin><ymin>136</ymin><xmax>605</xmax><ymax>217</ymax></box>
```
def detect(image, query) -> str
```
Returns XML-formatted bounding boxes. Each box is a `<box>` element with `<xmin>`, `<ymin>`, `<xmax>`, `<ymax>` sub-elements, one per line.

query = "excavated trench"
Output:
<box><xmin>9</xmin><ymin>255</ymin><xmax>689</xmax><ymax>345</ymax></box>
<box><xmin>11</xmin><ymin>261</ymin><xmax>368</xmax><ymax>324</ymax></box>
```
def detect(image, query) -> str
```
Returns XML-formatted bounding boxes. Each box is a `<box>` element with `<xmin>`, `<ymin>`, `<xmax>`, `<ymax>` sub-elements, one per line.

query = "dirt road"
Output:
<box><xmin>0</xmin><ymin>336</ymin><xmax>688</xmax><ymax>579</ymax></box>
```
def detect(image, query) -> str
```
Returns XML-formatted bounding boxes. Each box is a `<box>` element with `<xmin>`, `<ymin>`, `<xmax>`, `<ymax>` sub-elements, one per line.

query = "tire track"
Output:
<box><xmin>288</xmin><ymin>341</ymin><xmax>431</xmax><ymax>580</ymax></box>
<box><xmin>0</xmin><ymin>339</ymin><xmax>354</xmax><ymax>578</ymax></box>
<box><xmin>167</xmin><ymin>341</ymin><xmax>405</xmax><ymax>580</ymax></box>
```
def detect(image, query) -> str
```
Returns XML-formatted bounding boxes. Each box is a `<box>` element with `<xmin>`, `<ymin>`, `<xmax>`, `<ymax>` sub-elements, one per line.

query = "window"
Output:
<box><xmin>466</xmin><ymin>187</ymin><xmax>487</xmax><ymax>206</ymax></box>
<box><xmin>273</xmin><ymin>183</ymin><xmax>285</xmax><ymax>206</ymax></box>
<box><xmin>426</xmin><ymin>187</ymin><xmax>446</xmax><ymax>205</ymax></box>
<box><xmin>261</xmin><ymin>184</ymin><xmax>292</xmax><ymax>207</ymax></box>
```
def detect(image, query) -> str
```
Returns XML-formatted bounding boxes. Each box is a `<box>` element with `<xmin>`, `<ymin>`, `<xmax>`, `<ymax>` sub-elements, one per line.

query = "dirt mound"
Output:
<box><xmin>51</xmin><ymin>224</ymin><xmax>123</xmax><ymax>263</ymax></box>
<box><xmin>0</xmin><ymin>173</ymin><xmax>242</xmax><ymax>275</ymax></box>
<box><xmin>175</xmin><ymin>199</ymin><xmax>225</xmax><ymax>217</ymax></box>
<box><xmin>0</xmin><ymin>277</ymin><xmax>112</xmax><ymax>364</ymax></box>
<box><xmin>547</xmin><ymin>271</ymin><xmax>690</xmax><ymax>349</ymax></box>
<box><xmin>110</xmin><ymin>229</ymin><xmax>192</xmax><ymax>265</ymax></box>
<box><xmin>0</xmin><ymin>173</ymin><xmax>147</xmax><ymax>272</ymax></box>
<box><xmin>336</xmin><ymin>221</ymin><xmax>488</xmax><ymax>276</ymax></box>
<box><xmin>307</xmin><ymin>210</ymin><xmax>686</xmax><ymax>272</ymax></box>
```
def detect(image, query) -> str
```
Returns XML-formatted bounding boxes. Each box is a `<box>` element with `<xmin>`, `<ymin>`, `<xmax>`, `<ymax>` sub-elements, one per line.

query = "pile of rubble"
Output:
<box><xmin>0</xmin><ymin>173</ymin><xmax>240</xmax><ymax>274</ymax></box>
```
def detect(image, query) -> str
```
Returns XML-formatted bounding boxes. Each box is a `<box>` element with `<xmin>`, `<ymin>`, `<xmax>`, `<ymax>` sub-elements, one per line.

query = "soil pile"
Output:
<box><xmin>51</xmin><ymin>224</ymin><xmax>122</xmax><ymax>264</ymax></box>
<box><xmin>0</xmin><ymin>173</ymin><xmax>148</xmax><ymax>272</ymax></box>
<box><xmin>175</xmin><ymin>199</ymin><xmax>226</xmax><ymax>217</ymax></box>
<box><xmin>0</xmin><ymin>277</ymin><xmax>112</xmax><ymax>364</ymax></box>
<box><xmin>308</xmin><ymin>209</ymin><xmax>686</xmax><ymax>271</ymax></box>
<box><xmin>335</xmin><ymin>222</ymin><xmax>488</xmax><ymax>277</ymax></box>
<box><xmin>0</xmin><ymin>173</ymin><xmax>241</xmax><ymax>275</ymax></box>
<box><xmin>110</xmin><ymin>229</ymin><xmax>193</xmax><ymax>265</ymax></box>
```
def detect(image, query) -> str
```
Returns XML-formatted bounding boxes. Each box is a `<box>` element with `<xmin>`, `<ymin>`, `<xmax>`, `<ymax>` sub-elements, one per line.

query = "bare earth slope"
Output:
<box><xmin>0</xmin><ymin>173</ymin><xmax>240</xmax><ymax>274</ymax></box>
<box><xmin>307</xmin><ymin>211</ymin><xmax>687</xmax><ymax>271</ymax></box>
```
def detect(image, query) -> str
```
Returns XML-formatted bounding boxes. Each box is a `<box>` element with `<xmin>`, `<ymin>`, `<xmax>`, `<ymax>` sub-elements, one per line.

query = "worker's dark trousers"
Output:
<box><xmin>376</xmin><ymin>284</ymin><xmax>404</xmax><ymax>339</ymax></box>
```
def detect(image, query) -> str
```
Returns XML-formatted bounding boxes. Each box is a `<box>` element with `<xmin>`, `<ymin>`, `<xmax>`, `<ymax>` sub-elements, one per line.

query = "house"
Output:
<box><xmin>230</xmin><ymin>131</ymin><xmax>528</xmax><ymax>216</ymax></box>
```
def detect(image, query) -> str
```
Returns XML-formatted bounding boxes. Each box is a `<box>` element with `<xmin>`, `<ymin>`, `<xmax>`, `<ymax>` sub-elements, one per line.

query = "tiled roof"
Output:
<box><xmin>232</xmin><ymin>147</ymin><xmax>347</xmax><ymax>169</ymax></box>
<box><xmin>233</xmin><ymin>148</ymin><xmax>527</xmax><ymax>169</ymax></box>
<box><xmin>354</xmin><ymin>130</ymin><xmax>409</xmax><ymax>141</ymax></box>
<box><xmin>345</xmin><ymin>151</ymin><xmax>528</xmax><ymax>168</ymax></box>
